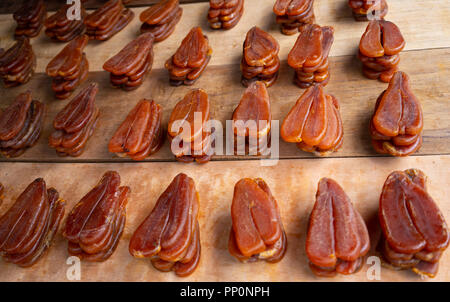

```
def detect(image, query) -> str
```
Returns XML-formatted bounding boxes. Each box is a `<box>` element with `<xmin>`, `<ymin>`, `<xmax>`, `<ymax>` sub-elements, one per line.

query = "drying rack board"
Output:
<box><xmin>0</xmin><ymin>0</ymin><xmax>449</xmax><ymax>281</ymax></box>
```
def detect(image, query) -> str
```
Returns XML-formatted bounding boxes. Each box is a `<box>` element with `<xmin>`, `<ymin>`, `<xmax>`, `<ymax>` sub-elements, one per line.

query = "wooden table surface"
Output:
<box><xmin>0</xmin><ymin>0</ymin><xmax>449</xmax><ymax>281</ymax></box>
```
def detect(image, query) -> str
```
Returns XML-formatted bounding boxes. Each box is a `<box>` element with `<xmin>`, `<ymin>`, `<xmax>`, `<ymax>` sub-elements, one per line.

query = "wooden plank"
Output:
<box><xmin>0</xmin><ymin>0</ymin><xmax>208</xmax><ymax>14</ymax></box>
<box><xmin>0</xmin><ymin>155</ymin><xmax>448</xmax><ymax>281</ymax></box>
<box><xmin>0</xmin><ymin>0</ymin><xmax>449</xmax><ymax>72</ymax></box>
<box><xmin>0</xmin><ymin>47</ymin><xmax>448</xmax><ymax>162</ymax></box>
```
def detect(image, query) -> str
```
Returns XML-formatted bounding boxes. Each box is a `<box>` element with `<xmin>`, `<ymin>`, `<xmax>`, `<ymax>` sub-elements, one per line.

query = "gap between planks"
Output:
<box><xmin>0</xmin><ymin>0</ymin><xmax>209</xmax><ymax>14</ymax></box>
<box><xmin>1</xmin><ymin>152</ymin><xmax>450</xmax><ymax>165</ymax></box>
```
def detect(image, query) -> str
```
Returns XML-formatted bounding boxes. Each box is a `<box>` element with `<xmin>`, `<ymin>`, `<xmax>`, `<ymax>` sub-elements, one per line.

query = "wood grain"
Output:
<box><xmin>1</xmin><ymin>47</ymin><xmax>448</xmax><ymax>162</ymax></box>
<box><xmin>0</xmin><ymin>0</ymin><xmax>449</xmax><ymax>72</ymax></box>
<box><xmin>0</xmin><ymin>155</ymin><xmax>448</xmax><ymax>281</ymax></box>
